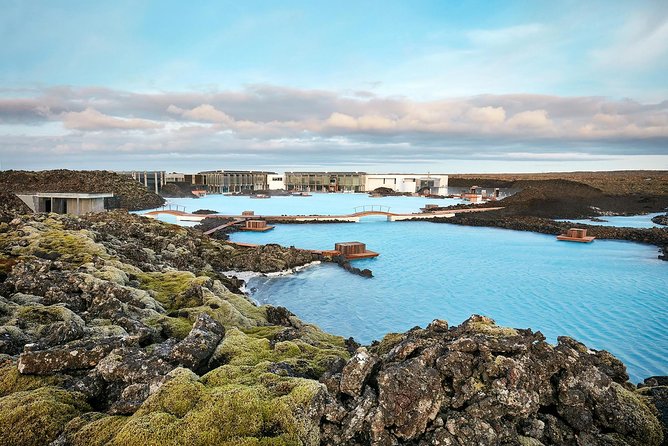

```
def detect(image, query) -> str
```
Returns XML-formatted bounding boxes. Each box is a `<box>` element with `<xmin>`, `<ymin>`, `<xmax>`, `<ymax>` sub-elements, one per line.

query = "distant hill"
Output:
<box><xmin>449</xmin><ymin>170</ymin><xmax>668</xmax><ymax>195</ymax></box>
<box><xmin>0</xmin><ymin>169</ymin><xmax>165</xmax><ymax>211</ymax></box>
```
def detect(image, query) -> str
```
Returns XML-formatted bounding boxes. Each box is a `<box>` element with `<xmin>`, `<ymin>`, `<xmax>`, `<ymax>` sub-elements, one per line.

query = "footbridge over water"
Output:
<box><xmin>143</xmin><ymin>204</ymin><xmax>503</xmax><ymax>224</ymax></box>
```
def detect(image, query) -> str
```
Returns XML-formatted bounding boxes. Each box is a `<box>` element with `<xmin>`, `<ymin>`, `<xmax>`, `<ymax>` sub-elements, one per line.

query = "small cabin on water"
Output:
<box><xmin>557</xmin><ymin>228</ymin><xmax>595</xmax><ymax>243</ymax></box>
<box><xmin>241</xmin><ymin>220</ymin><xmax>274</xmax><ymax>232</ymax></box>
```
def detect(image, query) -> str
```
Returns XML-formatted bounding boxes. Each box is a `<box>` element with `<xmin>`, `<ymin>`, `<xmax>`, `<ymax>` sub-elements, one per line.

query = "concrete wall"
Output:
<box><xmin>65</xmin><ymin>198</ymin><xmax>105</xmax><ymax>214</ymax></box>
<box><xmin>16</xmin><ymin>194</ymin><xmax>37</xmax><ymax>212</ymax></box>
<box><xmin>19</xmin><ymin>195</ymin><xmax>107</xmax><ymax>215</ymax></box>
<box><xmin>268</xmin><ymin>175</ymin><xmax>285</xmax><ymax>190</ymax></box>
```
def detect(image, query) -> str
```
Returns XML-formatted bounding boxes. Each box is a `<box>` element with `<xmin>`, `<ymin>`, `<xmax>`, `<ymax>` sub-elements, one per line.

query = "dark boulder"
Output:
<box><xmin>17</xmin><ymin>336</ymin><xmax>133</xmax><ymax>375</ymax></box>
<box><xmin>169</xmin><ymin>313</ymin><xmax>224</xmax><ymax>372</ymax></box>
<box><xmin>321</xmin><ymin>315</ymin><xmax>664</xmax><ymax>446</ymax></box>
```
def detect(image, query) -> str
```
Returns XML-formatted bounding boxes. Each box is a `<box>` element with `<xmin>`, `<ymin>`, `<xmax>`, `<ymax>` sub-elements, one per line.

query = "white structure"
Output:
<box><xmin>365</xmin><ymin>174</ymin><xmax>448</xmax><ymax>194</ymax></box>
<box><xmin>268</xmin><ymin>174</ymin><xmax>285</xmax><ymax>190</ymax></box>
<box><xmin>16</xmin><ymin>192</ymin><xmax>114</xmax><ymax>215</ymax></box>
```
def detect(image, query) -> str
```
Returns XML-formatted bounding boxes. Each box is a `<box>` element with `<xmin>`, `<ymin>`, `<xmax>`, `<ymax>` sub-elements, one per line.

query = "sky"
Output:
<box><xmin>0</xmin><ymin>0</ymin><xmax>667</xmax><ymax>173</ymax></box>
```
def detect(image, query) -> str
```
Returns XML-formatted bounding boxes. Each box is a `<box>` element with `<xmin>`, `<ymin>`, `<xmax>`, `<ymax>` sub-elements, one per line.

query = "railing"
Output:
<box><xmin>353</xmin><ymin>205</ymin><xmax>391</xmax><ymax>213</ymax></box>
<box><xmin>160</xmin><ymin>204</ymin><xmax>187</xmax><ymax>212</ymax></box>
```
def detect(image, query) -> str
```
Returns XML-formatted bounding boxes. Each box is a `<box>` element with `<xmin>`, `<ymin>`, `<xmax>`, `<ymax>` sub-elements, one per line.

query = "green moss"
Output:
<box><xmin>144</xmin><ymin>315</ymin><xmax>193</xmax><ymax>340</ymax></box>
<box><xmin>57</xmin><ymin>412</ymin><xmax>130</xmax><ymax>446</ymax></box>
<box><xmin>611</xmin><ymin>383</ymin><xmax>664</xmax><ymax>445</ymax></box>
<box><xmin>137</xmin><ymin>369</ymin><xmax>204</xmax><ymax>418</ymax></box>
<box><xmin>0</xmin><ymin>219</ymin><xmax>107</xmax><ymax>266</ymax></box>
<box><xmin>243</xmin><ymin>326</ymin><xmax>285</xmax><ymax>338</ymax></box>
<box><xmin>211</xmin><ymin>328</ymin><xmax>346</xmax><ymax>378</ymax></box>
<box><xmin>0</xmin><ymin>386</ymin><xmax>90</xmax><ymax>446</ymax></box>
<box><xmin>370</xmin><ymin>332</ymin><xmax>404</xmax><ymax>356</ymax></box>
<box><xmin>0</xmin><ymin>362</ymin><xmax>67</xmax><ymax>397</ymax></box>
<box><xmin>109</xmin><ymin>367</ymin><xmax>323</xmax><ymax>446</ymax></box>
<box><xmin>72</xmin><ymin>415</ymin><xmax>129</xmax><ymax>446</ymax></box>
<box><xmin>136</xmin><ymin>271</ymin><xmax>208</xmax><ymax>311</ymax></box>
<box><xmin>16</xmin><ymin>304</ymin><xmax>77</xmax><ymax>326</ymax></box>
<box><xmin>467</xmin><ymin>321</ymin><xmax>519</xmax><ymax>337</ymax></box>
<box><xmin>110</xmin><ymin>412</ymin><xmax>181</xmax><ymax>446</ymax></box>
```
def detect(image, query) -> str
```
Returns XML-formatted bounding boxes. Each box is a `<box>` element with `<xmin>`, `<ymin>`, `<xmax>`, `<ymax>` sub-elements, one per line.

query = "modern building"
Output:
<box><xmin>124</xmin><ymin>171</ymin><xmax>166</xmax><ymax>194</ymax></box>
<box><xmin>365</xmin><ymin>174</ymin><xmax>448</xmax><ymax>195</ymax></box>
<box><xmin>15</xmin><ymin>192</ymin><xmax>114</xmax><ymax>215</ymax></box>
<box><xmin>284</xmin><ymin>172</ymin><xmax>367</xmax><ymax>192</ymax></box>
<box><xmin>267</xmin><ymin>174</ymin><xmax>285</xmax><ymax>190</ymax></box>
<box><xmin>165</xmin><ymin>172</ymin><xmax>205</xmax><ymax>186</ymax></box>
<box><xmin>198</xmin><ymin>170</ymin><xmax>276</xmax><ymax>193</ymax></box>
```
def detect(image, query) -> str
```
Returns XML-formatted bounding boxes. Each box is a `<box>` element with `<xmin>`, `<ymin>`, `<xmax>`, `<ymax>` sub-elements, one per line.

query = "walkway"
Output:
<box><xmin>144</xmin><ymin>205</ymin><xmax>503</xmax><ymax>223</ymax></box>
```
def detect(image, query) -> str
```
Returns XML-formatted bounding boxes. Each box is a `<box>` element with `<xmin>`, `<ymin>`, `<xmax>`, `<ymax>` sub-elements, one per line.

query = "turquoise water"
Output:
<box><xmin>230</xmin><ymin>220</ymin><xmax>668</xmax><ymax>382</ymax></box>
<box><xmin>557</xmin><ymin>212</ymin><xmax>666</xmax><ymax>228</ymax></box>
<box><xmin>143</xmin><ymin>194</ymin><xmax>668</xmax><ymax>382</ymax></box>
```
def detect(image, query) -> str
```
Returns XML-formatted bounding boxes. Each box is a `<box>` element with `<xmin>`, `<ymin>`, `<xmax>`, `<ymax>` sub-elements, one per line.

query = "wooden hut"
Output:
<box><xmin>333</xmin><ymin>241</ymin><xmax>379</xmax><ymax>260</ymax></box>
<box><xmin>557</xmin><ymin>228</ymin><xmax>595</xmax><ymax>243</ymax></box>
<box><xmin>241</xmin><ymin>220</ymin><xmax>274</xmax><ymax>232</ymax></box>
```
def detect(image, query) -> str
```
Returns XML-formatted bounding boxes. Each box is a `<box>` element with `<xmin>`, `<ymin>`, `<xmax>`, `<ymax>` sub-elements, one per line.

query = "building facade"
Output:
<box><xmin>284</xmin><ymin>172</ymin><xmax>367</xmax><ymax>192</ymax></box>
<box><xmin>125</xmin><ymin>171</ymin><xmax>166</xmax><ymax>194</ymax></box>
<box><xmin>16</xmin><ymin>192</ymin><xmax>114</xmax><ymax>215</ymax></box>
<box><xmin>365</xmin><ymin>174</ymin><xmax>448</xmax><ymax>194</ymax></box>
<box><xmin>268</xmin><ymin>174</ymin><xmax>285</xmax><ymax>190</ymax></box>
<box><xmin>198</xmin><ymin>170</ymin><xmax>276</xmax><ymax>193</ymax></box>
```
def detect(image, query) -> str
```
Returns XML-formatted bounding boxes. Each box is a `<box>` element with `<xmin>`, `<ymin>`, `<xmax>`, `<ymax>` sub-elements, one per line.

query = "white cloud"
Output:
<box><xmin>0</xmin><ymin>85</ymin><xmax>666</xmax><ymax>172</ymax></box>
<box><xmin>506</xmin><ymin>110</ymin><xmax>552</xmax><ymax>130</ymax></box>
<box><xmin>61</xmin><ymin>107</ymin><xmax>161</xmax><ymax>131</ymax></box>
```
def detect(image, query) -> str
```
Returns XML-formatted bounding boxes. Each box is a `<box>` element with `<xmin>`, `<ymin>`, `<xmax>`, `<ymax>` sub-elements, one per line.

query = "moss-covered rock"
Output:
<box><xmin>136</xmin><ymin>271</ymin><xmax>209</xmax><ymax>311</ymax></box>
<box><xmin>63</xmin><ymin>412</ymin><xmax>130</xmax><ymax>446</ymax></box>
<box><xmin>211</xmin><ymin>328</ymin><xmax>347</xmax><ymax>378</ymax></box>
<box><xmin>0</xmin><ymin>386</ymin><xmax>90</xmax><ymax>446</ymax></box>
<box><xmin>106</xmin><ymin>367</ymin><xmax>325</xmax><ymax>446</ymax></box>
<box><xmin>0</xmin><ymin>361</ymin><xmax>68</xmax><ymax>397</ymax></box>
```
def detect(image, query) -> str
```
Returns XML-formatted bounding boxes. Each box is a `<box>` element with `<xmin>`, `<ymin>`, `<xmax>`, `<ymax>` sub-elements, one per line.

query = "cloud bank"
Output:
<box><xmin>0</xmin><ymin>85</ymin><xmax>666</xmax><ymax>171</ymax></box>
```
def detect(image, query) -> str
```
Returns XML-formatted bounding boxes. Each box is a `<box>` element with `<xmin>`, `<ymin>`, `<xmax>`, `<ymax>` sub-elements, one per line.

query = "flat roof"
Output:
<box><xmin>366</xmin><ymin>173</ymin><xmax>449</xmax><ymax>176</ymax></box>
<box><xmin>285</xmin><ymin>171</ymin><xmax>367</xmax><ymax>175</ymax></box>
<box><xmin>32</xmin><ymin>192</ymin><xmax>114</xmax><ymax>199</ymax></box>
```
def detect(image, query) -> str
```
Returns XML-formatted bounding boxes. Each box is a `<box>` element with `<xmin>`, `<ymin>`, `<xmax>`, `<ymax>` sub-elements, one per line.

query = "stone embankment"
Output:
<box><xmin>428</xmin><ymin>177</ymin><xmax>668</xmax><ymax>261</ymax></box>
<box><xmin>653</xmin><ymin>214</ymin><xmax>668</xmax><ymax>226</ymax></box>
<box><xmin>436</xmin><ymin>215</ymin><xmax>668</xmax><ymax>261</ymax></box>
<box><xmin>0</xmin><ymin>209</ymin><xmax>665</xmax><ymax>445</ymax></box>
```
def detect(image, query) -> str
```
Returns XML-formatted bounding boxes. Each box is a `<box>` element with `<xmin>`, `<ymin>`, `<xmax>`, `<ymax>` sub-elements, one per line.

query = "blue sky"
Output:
<box><xmin>0</xmin><ymin>0</ymin><xmax>667</xmax><ymax>172</ymax></box>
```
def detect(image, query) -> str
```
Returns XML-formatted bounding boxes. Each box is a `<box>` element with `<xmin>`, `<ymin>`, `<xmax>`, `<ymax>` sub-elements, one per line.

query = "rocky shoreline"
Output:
<box><xmin>426</xmin><ymin>177</ymin><xmax>668</xmax><ymax>261</ymax></box>
<box><xmin>0</xmin><ymin>208</ymin><xmax>666</xmax><ymax>445</ymax></box>
<box><xmin>653</xmin><ymin>214</ymin><xmax>668</xmax><ymax>226</ymax></box>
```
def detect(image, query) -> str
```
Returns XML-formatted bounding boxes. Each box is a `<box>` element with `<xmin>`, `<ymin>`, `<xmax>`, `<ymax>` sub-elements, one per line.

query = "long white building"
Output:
<box><xmin>365</xmin><ymin>174</ymin><xmax>448</xmax><ymax>194</ymax></box>
<box><xmin>161</xmin><ymin>170</ymin><xmax>448</xmax><ymax>194</ymax></box>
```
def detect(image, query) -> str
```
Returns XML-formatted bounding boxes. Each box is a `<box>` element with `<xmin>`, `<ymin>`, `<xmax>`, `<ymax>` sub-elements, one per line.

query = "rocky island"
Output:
<box><xmin>0</xmin><ymin>189</ymin><xmax>667</xmax><ymax>444</ymax></box>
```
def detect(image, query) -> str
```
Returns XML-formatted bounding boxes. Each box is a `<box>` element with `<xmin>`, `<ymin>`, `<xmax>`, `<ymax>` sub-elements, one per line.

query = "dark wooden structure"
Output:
<box><xmin>332</xmin><ymin>241</ymin><xmax>379</xmax><ymax>260</ymax></box>
<box><xmin>241</xmin><ymin>220</ymin><xmax>274</xmax><ymax>232</ymax></box>
<box><xmin>557</xmin><ymin>228</ymin><xmax>595</xmax><ymax>243</ymax></box>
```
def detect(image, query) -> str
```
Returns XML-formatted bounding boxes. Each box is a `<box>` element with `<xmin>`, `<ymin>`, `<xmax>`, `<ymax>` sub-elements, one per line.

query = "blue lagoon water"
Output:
<box><xmin>147</xmin><ymin>193</ymin><xmax>462</xmax><ymax>216</ymax></box>
<box><xmin>146</xmin><ymin>194</ymin><xmax>668</xmax><ymax>382</ymax></box>
<box><xmin>557</xmin><ymin>212</ymin><xmax>666</xmax><ymax>229</ymax></box>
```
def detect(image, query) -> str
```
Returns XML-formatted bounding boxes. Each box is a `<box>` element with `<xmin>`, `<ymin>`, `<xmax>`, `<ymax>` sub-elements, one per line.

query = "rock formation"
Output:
<box><xmin>320</xmin><ymin>316</ymin><xmax>665</xmax><ymax>445</ymax></box>
<box><xmin>0</xmin><ymin>208</ymin><xmax>665</xmax><ymax>445</ymax></box>
<box><xmin>652</xmin><ymin>214</ymin><xmax>668</xmax><ymax>226</ymax></box>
